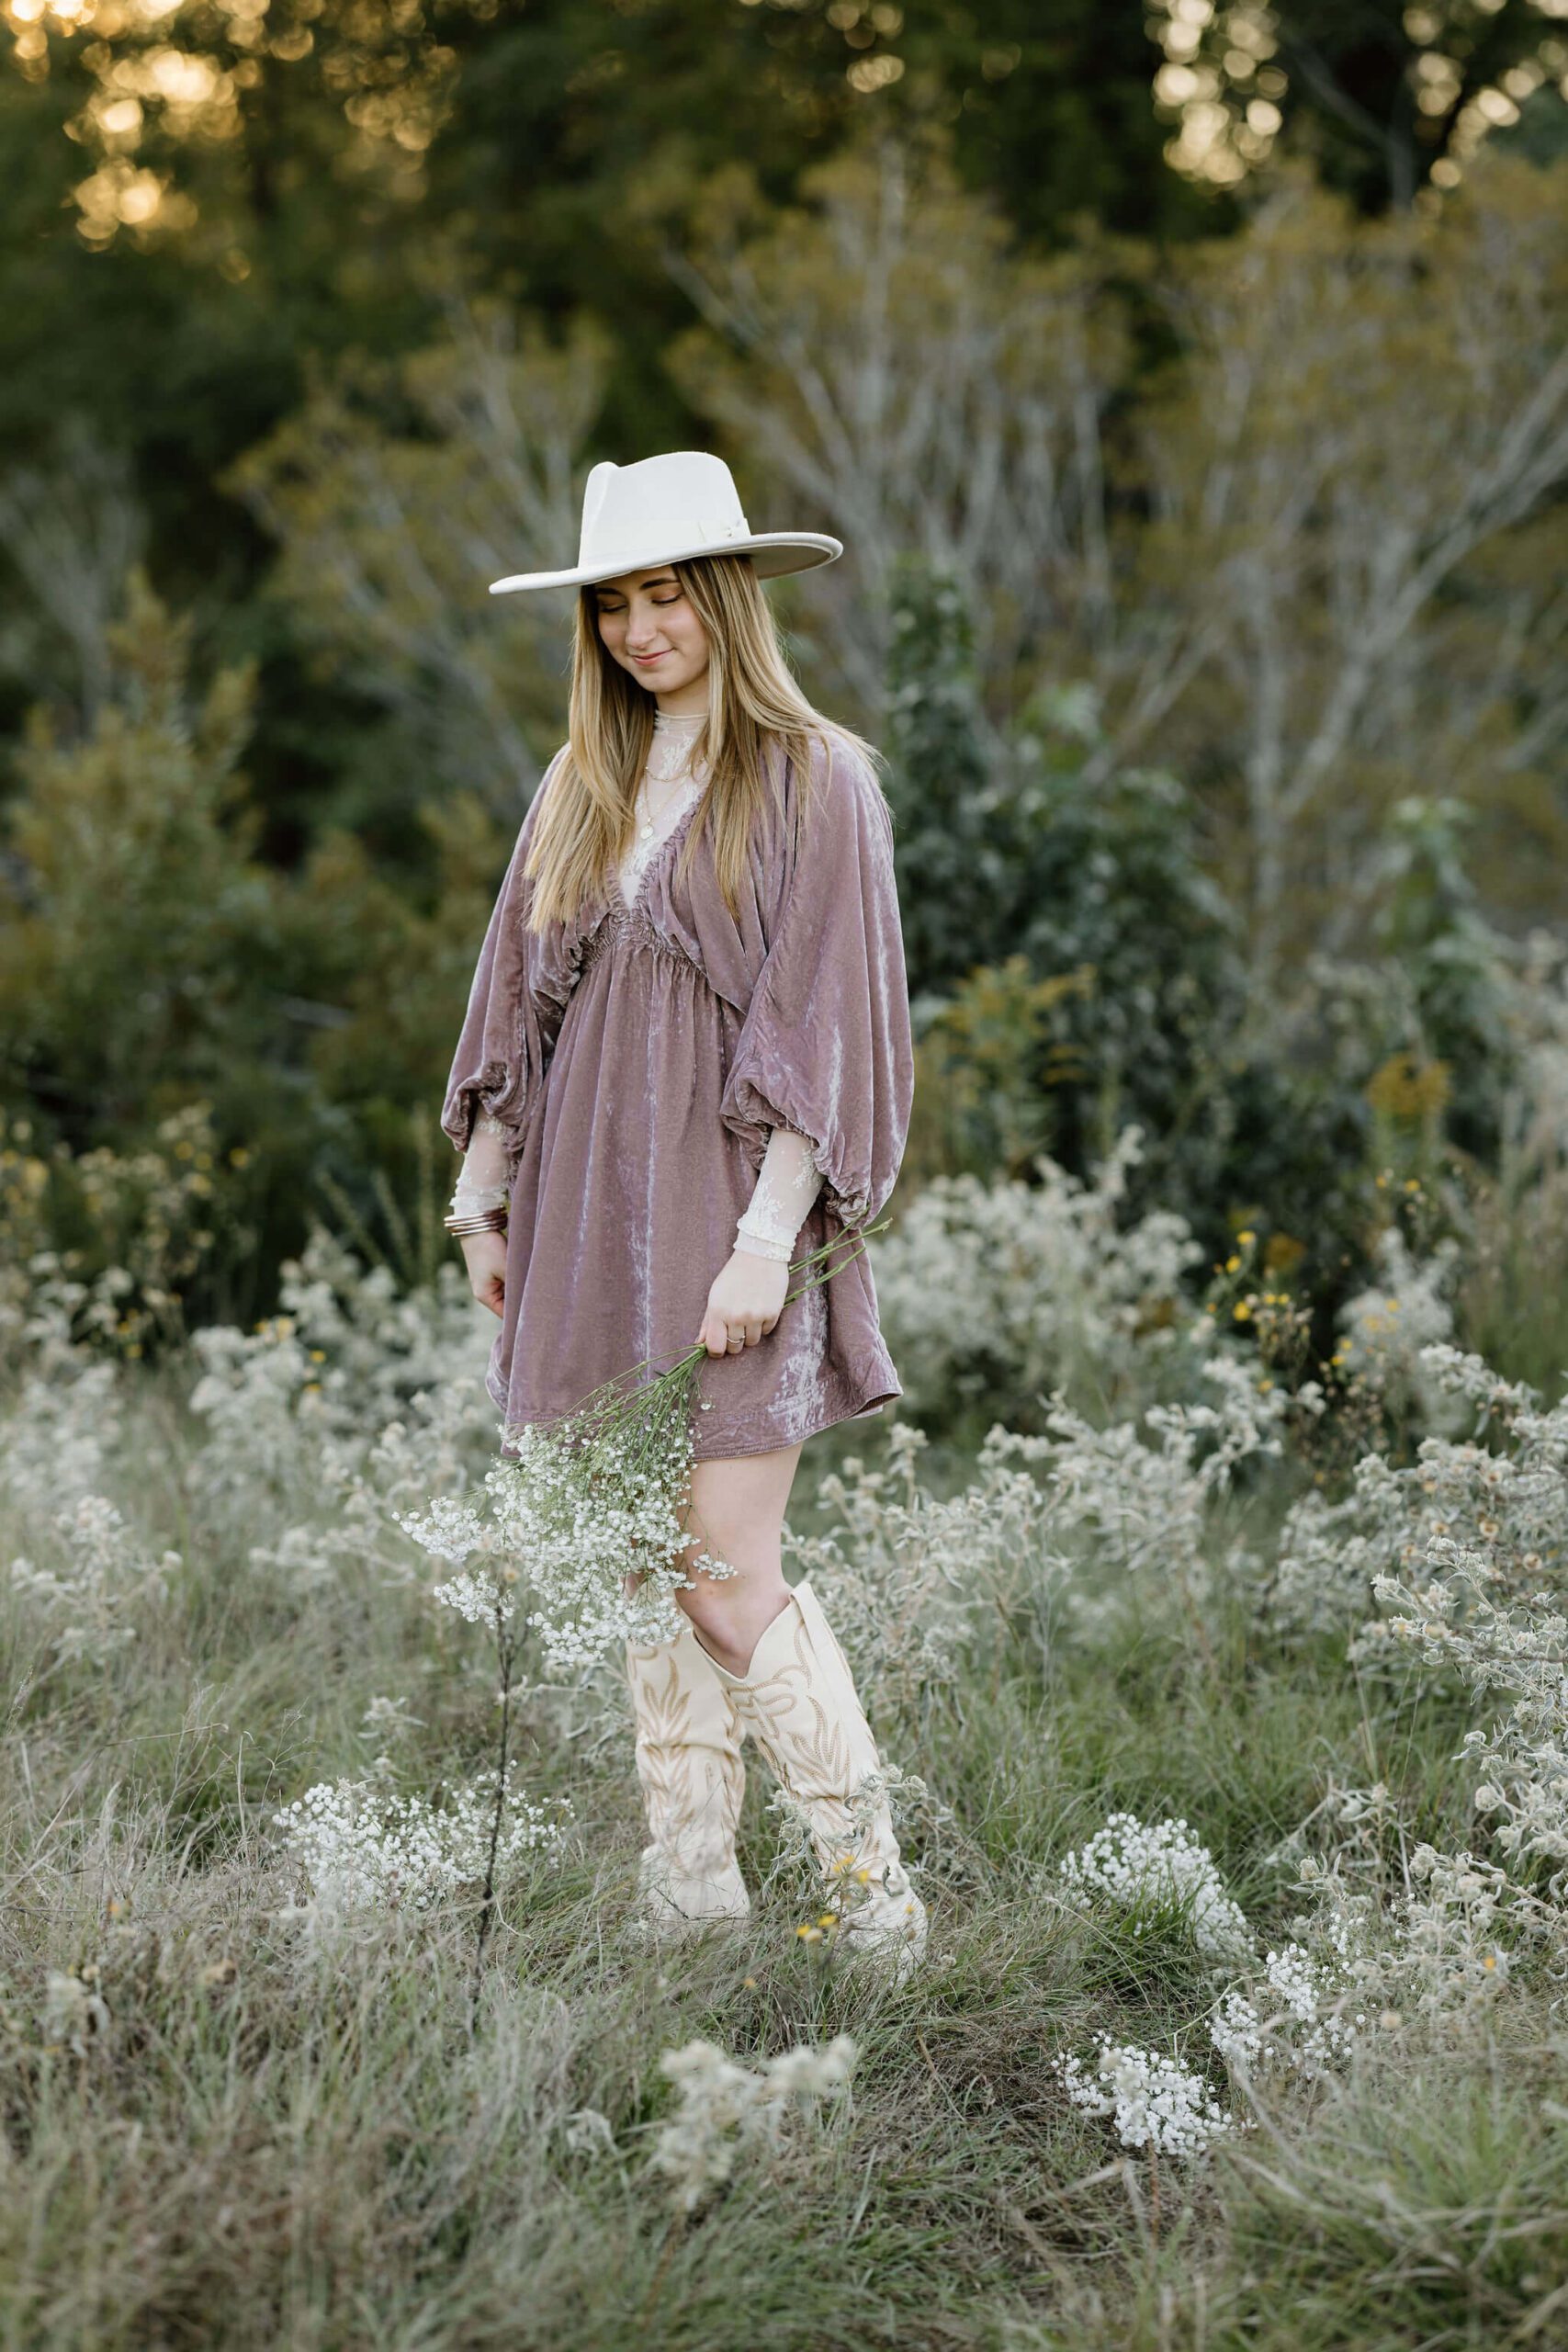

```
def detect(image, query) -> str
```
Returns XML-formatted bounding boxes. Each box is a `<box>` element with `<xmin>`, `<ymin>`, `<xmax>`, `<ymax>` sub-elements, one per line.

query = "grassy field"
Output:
<box><xmin>3</xmin><ymin>1228</ymin><xmax>1566</xmax><ymax>2351</ymax></box>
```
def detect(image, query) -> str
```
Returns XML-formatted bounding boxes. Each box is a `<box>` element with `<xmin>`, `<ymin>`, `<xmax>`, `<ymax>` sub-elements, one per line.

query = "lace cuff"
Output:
<box><xmin>734</xmin><ymin>1125</ymin><xmax>823</xmax><ymax>1263</ymax></box>
<box><xmin>450</xmin><ymin>1112</ymin><xmax>512</xmax><ymax>1216</ymax></box>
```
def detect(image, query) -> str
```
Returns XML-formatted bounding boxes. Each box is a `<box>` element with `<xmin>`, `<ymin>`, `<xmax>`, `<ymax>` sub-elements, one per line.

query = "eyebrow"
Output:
<box><xmin>594</xmin><ymin>572</ymin><xmax>680</xmax><ymax>598</ymax></box>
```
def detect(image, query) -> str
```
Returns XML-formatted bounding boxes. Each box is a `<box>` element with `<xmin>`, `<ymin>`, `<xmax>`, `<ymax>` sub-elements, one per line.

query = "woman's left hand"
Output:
<box><xmin>697</xmin><ymin>1249</ymin><xmax>790</xmax><ymax>1356</ymax></box>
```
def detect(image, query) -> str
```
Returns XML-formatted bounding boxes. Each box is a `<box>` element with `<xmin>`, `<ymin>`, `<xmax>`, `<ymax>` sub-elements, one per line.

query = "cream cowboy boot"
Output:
<box><xmin>701</xmin><ymin>1578</ymin><xmax>927</xmax><ymax>1976</ymax></box>
<box><xmin>625</xmin><ymin>1612</ymin><xmax>751</xmax><ymax>1933</ymax></box>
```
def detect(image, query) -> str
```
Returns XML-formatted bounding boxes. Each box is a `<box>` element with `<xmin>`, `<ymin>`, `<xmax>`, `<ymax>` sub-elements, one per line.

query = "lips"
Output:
<box><xmin>634</xmin><ymin>651</ymin><xmax>669</xmax><ymax>664</ymax></box>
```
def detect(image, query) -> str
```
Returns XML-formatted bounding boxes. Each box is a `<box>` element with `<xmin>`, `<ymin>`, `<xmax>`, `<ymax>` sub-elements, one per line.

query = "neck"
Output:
<box><xmin>653</xmin><ymin>680</ymin><xmax>709</xmax><ymax>719</ymax></box>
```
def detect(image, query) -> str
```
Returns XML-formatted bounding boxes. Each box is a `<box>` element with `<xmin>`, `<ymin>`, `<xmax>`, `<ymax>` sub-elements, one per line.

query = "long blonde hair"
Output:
<box><xmin>522</xmin><ymin>551</ymin><xmax>886</xmax><ymax>931</ymax></box>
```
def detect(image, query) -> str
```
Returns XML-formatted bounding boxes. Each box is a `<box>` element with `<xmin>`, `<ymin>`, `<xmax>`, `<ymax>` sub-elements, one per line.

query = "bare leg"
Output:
<box><xmin>671</xmin><ymin>1442</ymin><xmax>805</xmax><ymax>1677</ymax></box>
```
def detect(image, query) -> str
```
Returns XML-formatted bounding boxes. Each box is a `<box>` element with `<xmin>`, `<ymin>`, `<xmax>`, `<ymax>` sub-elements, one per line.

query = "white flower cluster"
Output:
<box><xmin>186</xmin><ymin>1227</ymin><xmax>499</xmax><ymax>1521</ymax></box>
<box><xmin>1057</xmin><ymin>2041</ymin><xmax>1238</xmax><ymax>2161</ymax></box>
<box><xmin>429</xmin><ymin>1567</ymin><xmax>516</xmax><ymax>1627</ymax></box>
<box><xmin>1337</xmin><ymin>1227</ymin><xmax>1466</xmax><ymax>1436</ymax></box>
<box><xmin>987</xmin><ymin>1350</ymin><xmax>1309</xmax><ymax>1639</ymax></box>
<box><xmin>1210</xmin><ymin>1942</ymin><xmax>1359</xmax><ymax>2081</ymax></box>
<box><xmin>1057</xmin><ymin>1812</ymin><xmax>1255</xmax><ymax>1965</ymax></box>
<box><xmin>871</xmin><ymin>1125</ymin><xmax>1208</xmax><ymax>1426</ymax></box>
<box><xmin>0</xmin><ymin>1358</ymin><xmax>122</xmax><ymax>1522</ymax></box>
<box><xmin>1278</xmin><ymin>1793</ymin><xmax>1536</xmax><ymax>2026</ymax></box>
<box><xmin>1266</xmin><ymin>1340</ymin><xmax>1561</xmax><ymax>1645</ymax></box>
<box><xmin>782</xmin><ymin>1420</ymin><xmax>1042</xmax><ymax>1713</ymax></box>
<box><xmin>9</xmin><ymin>1492</ymin><xmax>178</xmax><ymax>1668</ymax></box>
<box><xmin>400</xmin><ymin>1415</ymin><xmax>732</xmax><ymax>1676</ymax></box>
<box><xmin>272</xmin><ymin>1767</ymin><xmax>568</xmax><ymax>1920</ymax></box>
<box><xmin>1374</xmin><ymin>1533</ymin><xmax>1568</xmax><ymax>1903</ymax></box>
<box><xmin>1269</xmin><ymin>1350</ymin><xmax>1568</xmax><ymax>1902</ymax></box>
<box><xmin>396</xmin><ymin>1495</ymin><xmax>489</xmax><ymax>1566</ymax></box>
<box><xmin>649</xmin><ymin>2033</ymin><xmax>858</xmax><ymax>2213</ymax></box>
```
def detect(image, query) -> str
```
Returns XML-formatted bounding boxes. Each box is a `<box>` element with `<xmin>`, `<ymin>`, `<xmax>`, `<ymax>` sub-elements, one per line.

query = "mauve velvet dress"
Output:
<box><xmin>440</xmin><ymin>728</ymin><xmax>914</xmax><ymax>1462</ymax></box>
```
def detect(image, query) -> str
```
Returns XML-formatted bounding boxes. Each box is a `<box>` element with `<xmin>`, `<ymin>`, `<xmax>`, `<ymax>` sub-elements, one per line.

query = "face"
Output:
<box><xmin>592</xmin><ymin>567</ymin><xmax>710</xmax><ymax>707</ymax></box>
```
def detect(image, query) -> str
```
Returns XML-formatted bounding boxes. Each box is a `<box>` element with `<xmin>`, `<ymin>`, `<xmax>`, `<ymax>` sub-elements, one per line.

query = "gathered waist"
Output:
<box><xmin>575</xmin><ymin>905</ymin><xmax>709</xmax><ymax>983</ymax></box>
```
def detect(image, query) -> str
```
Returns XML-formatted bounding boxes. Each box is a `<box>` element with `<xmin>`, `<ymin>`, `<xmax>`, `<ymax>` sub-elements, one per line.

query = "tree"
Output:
<box><xmin>1123</xmin><ymin>151</ymin><xmax>1568</xmax><ymax>985</ymax></box>
<box><xmin>220</xmin><ymin>294</ymin><xmax>613</xmax><ymax>831</ymax></box>
<box><xmin>1145</xmin><ymin>0</ymin><xmax>1568</xmax><ymax>211</ymax></box>
<box><xmin>0</xmin><ymin>566</ymin><xmax>276</xmax><ymax>1136</ymax></box>
<box><xmin>661</xmin><ymin>130</ymin><xmax>1135</xmax><ymax>722</ymax></box>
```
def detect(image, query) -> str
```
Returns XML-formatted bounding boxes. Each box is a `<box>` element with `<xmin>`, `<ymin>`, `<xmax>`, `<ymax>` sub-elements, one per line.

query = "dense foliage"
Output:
<box><xmin>2</xmin><ymin>2</ymin><xmax>1564</xmax><ymax>1329</ymax></box>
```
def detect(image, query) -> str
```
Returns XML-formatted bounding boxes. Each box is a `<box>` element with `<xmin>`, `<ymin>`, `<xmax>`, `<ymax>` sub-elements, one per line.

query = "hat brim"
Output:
<box><xmin>487</xmin><ymin>531</ymin><xmax>842</xmax><ymax>595</ymax></box>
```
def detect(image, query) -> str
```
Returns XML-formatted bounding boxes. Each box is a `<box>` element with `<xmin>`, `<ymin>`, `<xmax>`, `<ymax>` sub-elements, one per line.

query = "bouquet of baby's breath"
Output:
<box><xmin>402</xmin><ymin>1223</ymin><xmax>885</xmax><ymax>1675</ymax></box>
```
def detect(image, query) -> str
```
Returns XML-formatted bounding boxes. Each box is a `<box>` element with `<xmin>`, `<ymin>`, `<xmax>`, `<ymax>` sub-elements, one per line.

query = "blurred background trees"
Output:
<box><xmin>0</xmin><ymin>0</ymin><xmax>1565</xmax><ymax>1361</ymax></box>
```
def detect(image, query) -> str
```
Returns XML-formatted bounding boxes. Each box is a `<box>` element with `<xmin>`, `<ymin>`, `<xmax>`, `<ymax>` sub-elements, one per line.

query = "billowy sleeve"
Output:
<box><xmin>440</xmin><ymin>751</ymin><xmax>567</xmax><ymax>1175</ymax></box>
<box><xmin>733</xmin><ymin>1125</ymin><xmax>825</xmax><ymax>1262</ymax></box>
<box><xmin>718</xmin><ymin>738</ymin><xmax>912</xmax><ymax>1232</ymax></box>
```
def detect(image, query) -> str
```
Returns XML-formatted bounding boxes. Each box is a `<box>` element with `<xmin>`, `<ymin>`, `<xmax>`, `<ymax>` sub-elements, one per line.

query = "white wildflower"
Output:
<box><xmin>1210</xmin><ymin>1942</ymin><xmax>1356</xmax><ymax>2081</ymax></box>
<box><xmin>1057</xmin><ymin>2040</ymin><xmax>1236</xmax><ymax>2160</ymax></box>
<box><xmin>408</xmin><ymin>1414</ymin><xmax>732</xmax><ymax>1674</ymax></box>
<box><xmin>359</xmin><ymin>1694</ymin><xmax>423</xmax><ymax>1742</ymax></box>
<box><xmin>9</xmin><ymin>1494</ymin><xmax>176</xmax><ymax>1668</ymax></box>
<box><xmin>40</xmin><ymin>1967</ymin><xmax>111</xmax><ymax>2056</ymax></box>
<box><xmin>395</xmin><ymin>1496</ymin><xmax>488</xmax><ymax>1566</ymax></box>
<box><xmin>430</xmin><ymin>1568</ymin><xmax>517</xmax><ymax>1626</ymax></box>
<box><xmin>272</xmin><ymin>1768</ymin><xmax>568</xmax><ymax>1920</ymax></box>
<box><xmin>1337</xmin><ymin>1228</ymin><xmax>1466</xmax><ymax>1435</ymax></box>
<box><xmin>873</xmin><ymin>1125</ymin><xmax>1208</xmax><ymax>1426</ymax></box>
<box><xmin>1057</xmin><ymin>1812</ymin><xmax>1254</xmax><ymax>1963</ymax></box>
<box><xmin>649</xmin><ymin>2034</ymin><xmax>857</xmax><ymax>2213</ymax></box>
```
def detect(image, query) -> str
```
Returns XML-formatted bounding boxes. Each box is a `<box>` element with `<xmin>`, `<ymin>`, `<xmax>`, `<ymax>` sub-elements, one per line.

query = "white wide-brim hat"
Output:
<box><xmin>488</xmin><ymin>449</ymin><xmax>841</xmax><ymax>594</ymax></box>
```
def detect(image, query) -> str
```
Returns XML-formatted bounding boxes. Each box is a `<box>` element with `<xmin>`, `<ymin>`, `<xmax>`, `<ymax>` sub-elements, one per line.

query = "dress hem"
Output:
<box><xmin>690</xmin><ymin>1381</ymin><xmax>900</xmax><ymax>1463</ymax></box>
<box><xmin>486</xmin><ymin>1356</ymin><xmax>900</xmax><ymax>1463</ymax></box>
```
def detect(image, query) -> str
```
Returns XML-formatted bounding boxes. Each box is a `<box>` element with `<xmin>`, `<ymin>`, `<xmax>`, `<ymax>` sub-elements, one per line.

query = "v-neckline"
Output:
<box><xmin>615</xmin><ymin>777</ymin><xmax>707</xmax><ymax>917</ymax></box>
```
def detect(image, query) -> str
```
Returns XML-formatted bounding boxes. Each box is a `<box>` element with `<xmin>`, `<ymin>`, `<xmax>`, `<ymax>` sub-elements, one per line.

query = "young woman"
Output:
<box><xmin>441</xmin><ymin>451</ymin><xmax>925</xmax><ymax>1971</ymax></box>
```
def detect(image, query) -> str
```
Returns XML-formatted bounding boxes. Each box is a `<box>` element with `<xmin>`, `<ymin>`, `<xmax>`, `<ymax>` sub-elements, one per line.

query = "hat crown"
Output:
<box><xmin>579</xmin><ymin>451</ymin><xmax>752</xmax><ymax>575</ymax></box>
<box><xmin>486</xmin><ymin>447</ymin><xmax>841</xmax><ymax>594</ymax></box>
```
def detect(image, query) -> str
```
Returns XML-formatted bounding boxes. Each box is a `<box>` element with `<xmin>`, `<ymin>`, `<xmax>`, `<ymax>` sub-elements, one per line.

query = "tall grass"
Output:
<box><xmin>3</xmin><ymin>1238</ymin><xmax>1566</xmax><ymax>2348</ymax></box>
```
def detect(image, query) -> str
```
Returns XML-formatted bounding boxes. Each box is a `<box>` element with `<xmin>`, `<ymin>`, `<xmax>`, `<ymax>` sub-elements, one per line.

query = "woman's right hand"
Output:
<box><xmin>460</xmin><ymin>1229</ymin><xmax>508</xmax><ymax>1318</ymax></box>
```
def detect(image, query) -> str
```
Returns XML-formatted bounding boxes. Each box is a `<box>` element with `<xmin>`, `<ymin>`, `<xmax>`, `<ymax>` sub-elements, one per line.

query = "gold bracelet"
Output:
<box><xmin>444</xmin><ymin>1206</ymin><xmax>509</xmax><ymax>1237</ymax></box>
